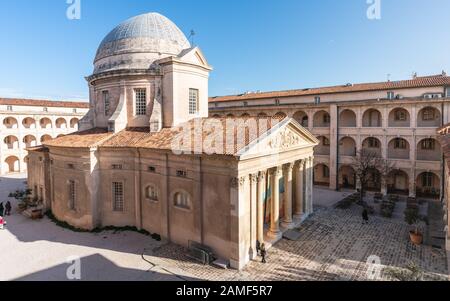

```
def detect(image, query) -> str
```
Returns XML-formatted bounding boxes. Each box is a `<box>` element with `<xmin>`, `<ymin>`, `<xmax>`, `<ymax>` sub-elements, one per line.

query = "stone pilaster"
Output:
<box><xmin>268</xmin><ymin>167</ymin><xmax>282</xmax><ymax>239</ymax></box>
<box><xmin>282</xmin><ymin>163</ymin><xmax>294</xmax><ymax>229</ymax></box>
<box><xmin>294</xmin><ymin>160</ymin><xmax>304</xmax><ymax>218</ymax></box>
<box><xmin>249</xmin><ymin>173</ymin><xmax>258</xmax><ymax>260</ymax></box>
<box><xmin>257</xmin><ymin>171</ymin><xmax>266</xmax><ymax>244</ymax></box>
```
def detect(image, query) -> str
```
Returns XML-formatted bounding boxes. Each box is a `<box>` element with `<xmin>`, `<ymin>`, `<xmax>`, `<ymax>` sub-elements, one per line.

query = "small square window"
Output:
<box><xmin>275</xmin><ymin>99</ymin><xmax>280</xmax><ymax>106</ymax></box>
<box><xmin>189</xmin><ymin>88</ymin><xmax>199</xmax><ymax>115</ymax></box>
<box><xmin>112</xmin><ymin>164</ymin><xmax>123</xmax><ymax>170</ymax></box>
<box><xmin>67</xmin><ymin>164</ymin><xmax>75</xmax><ymax>169</ymax></box>
<box><xmin>103</xmin><ymin>90</ymin><xmax>110</xmax><ymax>115</ymax></box>
<box><xmin>176</xmin><ymin>170</ymin><xmax>187</xmax><ymax>178</ymax></box>
<box><xmin>112</xmin><ymin>182</ymin><xmax>124</xmax><ymax>212</ymax></box>
<box><xmin>314</xmin><ymin>96</ymin><xmax>321</xmax><ymax>104</ymax></box>
<box><xmin>73</xmin><ymin>108</ymin><xmax>77</xmax><ymax>113</ymax></box>
<box><xmin>243</xmin><ymin>101</ymin><xmax>248</xmax><ymax>107</ymax></box>
<box><xmin>135</xmin><ymin>88</ymin><xmax>147</xmax><ymax>116</ymax></box>
<box><xmin>6</xmin><ymin>105</ymin><xmax>13</xmax><ymax>111</ymax></box>
<box><xmin>148</xmin><ymin>166</ymin><xmax>156</xmax><ymax>173</ymax></box>
<box><xmin>387</xmin><ymin>92</ymin><xmax>395</xmax><ymax>100</ymax></box>
<box><xmin>43</xmin><ymin>107</ymin><xmax>48</xmax><ymax>112</ymax></box>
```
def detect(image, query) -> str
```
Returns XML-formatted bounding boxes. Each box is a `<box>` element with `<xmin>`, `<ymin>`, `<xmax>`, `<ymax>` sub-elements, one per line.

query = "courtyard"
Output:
<box><xmin>0</xmin><ymin>174</ymin><xmax>448</xmax><ymax>281</ymax></box>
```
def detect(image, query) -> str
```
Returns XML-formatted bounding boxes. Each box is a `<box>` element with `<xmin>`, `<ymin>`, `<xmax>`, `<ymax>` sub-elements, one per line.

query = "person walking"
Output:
<box><xmin>362</xmin><ymin>208</ymin><xmax>369</xmax><ymax>224</ymax></box>
<box><xmin>0</xmin><ymin>202</ymin><xmax>4</xmax><ymax>217</ymax></box>
<box><xmin>260</xmin><ymin>243</ymin><xmax>267</xmax><ymax>264</ymax></box>
<box><xmin>5</xmin><ymin>201</ymin><xmax>11</xmax><ymax>216</ymax></box>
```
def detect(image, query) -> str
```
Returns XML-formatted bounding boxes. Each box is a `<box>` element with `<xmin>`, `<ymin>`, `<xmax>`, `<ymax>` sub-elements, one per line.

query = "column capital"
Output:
<box><xmin>230</xmin><ymin>176</ymin><xmax>247</xmax><ymax>188</ymax></box>
<box><xmin>258</xmin><ymin>170</ymin><xmax>267</xmax><ymax>181</ymax></box>
<box><xmin>269</xmin><ymin>166</ymin><xmax>282</xmax><ymax>177</ymax></box>
<box><xmin>250</xmin><ymin>173</ymin><xmax>259</xmax><ymax>184</ymax></box>
<box><xmin>283</xmin><ymin>162</ymin><xmax>295</xmax><ymax>173</ymax></box>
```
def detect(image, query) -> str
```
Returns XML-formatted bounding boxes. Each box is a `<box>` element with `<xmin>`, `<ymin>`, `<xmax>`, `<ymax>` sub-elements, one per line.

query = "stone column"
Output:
<box><xmin>257</xmin><ymin>171</ymin><xmax>266</xmax><ymax>244</ymax></box>
<box><xmin>268</xmin><ymin>167</ymin><xmax>282</xmax><ymax>239</ymax></box>
<box><xmin>305</xmin><ymin>157</ymin><xmax>314</xmax><ymax>214</ymax></box>
<box><xmin>381</xmin><ymin>178</ymin><xmax>387</xmax><ymax>196</ymax></box>
<box><xmin>294</xmin><ymin>160</ymin><xmax>304</xmax><ymax>218</ymax></box>
<box><xmin>249</xmin><ymin>173</ymin><xmax>258</xmax><ymax>259</ymax></box>
<box><xmin>329</xmin><ymin>104</ymin><xmax>338</xmax><ymax>190</ymax></box>
<box><xmin>282</xmin><ymin>163</ymin><xmax>294</xmax><ymax>229</ymax></box>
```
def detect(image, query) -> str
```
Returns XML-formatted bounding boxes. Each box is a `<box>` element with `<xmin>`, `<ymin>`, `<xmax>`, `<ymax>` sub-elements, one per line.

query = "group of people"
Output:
<box><xmin>0</xmin><ymin>201</ymin><xmax>12</xmax><ymax>230</ymax></box>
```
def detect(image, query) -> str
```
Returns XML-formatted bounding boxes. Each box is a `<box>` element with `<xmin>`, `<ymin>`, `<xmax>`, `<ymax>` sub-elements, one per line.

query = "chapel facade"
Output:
<box><xmin>27</xmin><ymin>12</ymin><xmax>318</xmax><ymax>269</ymax></box>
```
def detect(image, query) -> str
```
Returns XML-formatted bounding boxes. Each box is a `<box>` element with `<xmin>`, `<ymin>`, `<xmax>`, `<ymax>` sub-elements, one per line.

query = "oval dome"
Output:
<box><xmin>94</xmin><ymin>12</ymin><xmax>191</xmax><ymax>74</ymax></box>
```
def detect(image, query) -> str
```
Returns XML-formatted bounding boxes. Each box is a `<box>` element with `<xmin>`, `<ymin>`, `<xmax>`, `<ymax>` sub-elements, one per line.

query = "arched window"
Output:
<box><xmin>174</xmin><ymin>191</ymin><xmax>191</xmax><ymax>210</ymax></box>
<box><xmin>145</xmin><ymin>185</ymin><xmax>158</xmax><ymax>201</ymax></box>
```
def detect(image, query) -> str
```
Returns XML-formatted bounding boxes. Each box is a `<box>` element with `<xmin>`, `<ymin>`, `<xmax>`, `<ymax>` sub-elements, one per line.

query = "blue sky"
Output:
<box><xmin>0</xmin><ymin>0</ymin><xmax>449</xmax><ymax>101</ymax></box>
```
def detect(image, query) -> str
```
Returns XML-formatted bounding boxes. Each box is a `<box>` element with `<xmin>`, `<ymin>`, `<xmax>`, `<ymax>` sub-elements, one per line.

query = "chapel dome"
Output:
<box><xmin>93</xmin><ymin>12</ymin><xmax>191</xmax><ymax>74</ymax></box>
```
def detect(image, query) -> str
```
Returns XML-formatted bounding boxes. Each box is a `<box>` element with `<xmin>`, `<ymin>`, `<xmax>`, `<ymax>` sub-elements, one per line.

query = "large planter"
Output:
<box><xmin>31</xmin><ymin>209</ymin><xmax>43</xmax><ymax>220</ymax></box>
<box><xmin>409</xmin><ymin>231</ymin><xmax>423</xmax><ymax>245</ymax></box>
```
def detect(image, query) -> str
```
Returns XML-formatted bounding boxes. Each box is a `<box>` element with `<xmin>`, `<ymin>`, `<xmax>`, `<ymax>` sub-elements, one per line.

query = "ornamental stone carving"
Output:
<box><xmin>268</xmin><ymin>128</ymin><xmax>301</xmax><ymax>150</ymax></box>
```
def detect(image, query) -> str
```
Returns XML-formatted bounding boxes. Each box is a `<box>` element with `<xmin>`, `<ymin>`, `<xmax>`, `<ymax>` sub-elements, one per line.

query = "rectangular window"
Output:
<box><xmin>73</xmin><ymin>108</ymin><xmax>77</xmax><ymax>113</ymax></box>
<box><xmin>422</xmin><ymin>109</ymin><xmax>435</xmax><ymax>121</ymax></box>
<box><xmin>395</xmin><ymin>111</ymin><xmax>406</xmax><ymax>121</ymax></box>
<box><xmin>6</xmin><ymin>105</ymin><xmax>12</xmax><ymax>111</ymax></box>
<box><xmin>189</xmin><ymin>88</ymin><xmax>199</xmax><ymax>115</ymax></box>
<box><xmin>323</xmin><ymin>165</ymin><xmax>330</xmax><ymax>178</ymax></box>
<box><xmin>43</xmin><ymin>107</ymin><xmax>48</xmax><ymax>112</ymax></box>
<box><xmin>446</xmin><ymin>88</ymin><xmax>450</xmax><ymax>98</ymax></box>
<box><xmin>112</xmin><ymin>164</ymin><xmax>123</xmax><ymax>170</ymax></box>
<box><xmin>148</xmin><ymin>166</ymin><xmax>156</xmax><ymax>173</ymax></box>
<box><xmin>421</xmin><ymin>139</ymin><xmax>435</xmax><ymax>150</ymax></box>
<box><xmin>314</xmin><ymin>96</ymin><xmax>321</xmax><ymax>104</ymax></box>
<box><xmin>112</xmin><ymin>182</ymin><xmax>124</xmax><ymax>212</ymax></box>
<box><xmin>422</xmin><ymin>174</ymin><xmax>433</xmax><ymax>187</ymax></box>
<box><xmin>323</xmin><ymin>114</ymin><xmax>330</xmax><ymax>124</ymax></box>
<box><xmin>103</xmin><ymin>91</ymin><xmax>110</xmax><ymax>115</ymax></box>
<box><xmin>68</xmin><ymin>180</ymin><xmax>76</xmax><ymax>210</ymax></box>
<box><xmin>176</xmin><ymin>169</ymin><xmax>187</xmax><ymax>178</ymax></box>
<box><xmin>39</xmin><ymin>186</ymin><xmax>44</xmax><ymax>201</ymax></box>
<box><xmin>368</xmin><ymin>138</ymin><xmax>379</xmax><ymax>148</ymax></box>
<box><xmin>135</xmin><ymin>89</ymin><xmax>147</xmax><ymax>116</ymax></box>
<box><xmin>394</xmin><ymin>139</ymin><xmax>406</xmax><ymax>149</ymax></box>
<box><xmin>387</xmin><ymin>92</ymin><xmax>395</xmax><ymax>100</ymax></box>
<box><xmin>323</xmin><ymin>137</ymin><xmax>330</xmax><ymax>146</ymax></box>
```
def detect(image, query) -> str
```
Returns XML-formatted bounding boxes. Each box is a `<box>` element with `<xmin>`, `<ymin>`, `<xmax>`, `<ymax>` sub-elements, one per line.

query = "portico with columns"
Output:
<box><xmin>230</xmin><ymin>119</ymin><xmax>318</xmax><ymax>269</ymax></box>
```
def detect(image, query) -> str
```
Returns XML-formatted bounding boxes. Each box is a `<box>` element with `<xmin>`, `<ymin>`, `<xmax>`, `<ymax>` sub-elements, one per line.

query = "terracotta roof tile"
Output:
<box><xmin>42</xmin><ymin>117</ymin><xmax>286</xmax><ymax>156</ymax></box>
<box><xmin>209</xmin><ymin>74</ymin><xmax>450</xmax><ymax>103</ymax></box>
<box><xmin>43</xmin><ymin>128</ymin><xmax>112</xmax><ymax>148</ymax></box>
<box><xmin>102</xmin><ymin>117</ymin><xmax>283</xmax><ymax>156</ymax></box>
<box><xmin>0</xmin><ymin>98</ymin><xmax>89</xmax><ymax>108</ymax></box>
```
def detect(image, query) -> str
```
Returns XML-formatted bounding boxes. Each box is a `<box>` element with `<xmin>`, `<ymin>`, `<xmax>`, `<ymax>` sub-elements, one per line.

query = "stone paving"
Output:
<box><xmin>0</xmin><ymin>174</ymin><xmax>448</xmax><ymax>281</ymax></box>
<box><xmin>148</xmin><ymin>206</ymin><xmax>448</xmax><ymax>281</ymax></box>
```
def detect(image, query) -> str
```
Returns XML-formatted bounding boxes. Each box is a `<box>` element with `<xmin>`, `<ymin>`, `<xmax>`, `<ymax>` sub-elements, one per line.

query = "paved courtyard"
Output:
<box><xmin>0</xmin><ymin>174</ymin><xmax>448</xmax><ymax>281</ymax></box>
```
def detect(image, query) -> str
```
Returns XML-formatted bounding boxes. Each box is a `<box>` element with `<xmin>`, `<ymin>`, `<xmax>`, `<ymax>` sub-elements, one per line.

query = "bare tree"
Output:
<box><xmin>352</xmin><ymin>149</ymin><xmax>394</xmax><ymax>201</ymax></box>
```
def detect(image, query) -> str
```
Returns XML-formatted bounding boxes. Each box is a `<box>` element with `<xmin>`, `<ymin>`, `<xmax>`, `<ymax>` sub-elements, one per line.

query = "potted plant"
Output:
<box><xmin>404</xmin><ymin>207</ymin><xmax>422</xmax><ymax>245</ymax></box>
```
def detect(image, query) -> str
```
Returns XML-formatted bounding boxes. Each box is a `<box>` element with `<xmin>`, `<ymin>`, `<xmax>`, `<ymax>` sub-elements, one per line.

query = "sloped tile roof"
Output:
<box><xmin>44</xmin><ymin>117</ymin><xmax>284</xmax><ymax>156</ymax></box>
<box><xmin>209</xmin><ymin>74</ymin><xmax>450</xmax><ymax>103</ymax></box>
<box><xmin>43</xmin><ymin>128</ymin><xmax>112</xmax><ymax>148</ymax></box>
<box><xmin>0</xmin><ymin>98</ymin><xmax>89</xmax><ymax>108</ymax></box>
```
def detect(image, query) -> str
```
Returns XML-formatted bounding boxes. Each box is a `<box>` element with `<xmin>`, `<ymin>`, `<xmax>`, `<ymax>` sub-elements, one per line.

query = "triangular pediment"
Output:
<box><xmin>237</xmin><ymin>118</ymin><xmax>319</xmax><ymax>159</ymax></box>
<box><xmin>178</xmin><ymin>47</ymin><xmax>211</xmax><ymax>68</ymax></box>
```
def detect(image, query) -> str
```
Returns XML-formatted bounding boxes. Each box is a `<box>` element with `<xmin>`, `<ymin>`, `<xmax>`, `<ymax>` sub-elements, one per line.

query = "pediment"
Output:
<box><xmin>237</xmin><ymin>118</ymin><xmax>319</xmax><ymax>159</ymax></box>
<box><xmin>178</xmin><ymin>47</ymin><xmax>211</xmax><ymax>68</ymax></box>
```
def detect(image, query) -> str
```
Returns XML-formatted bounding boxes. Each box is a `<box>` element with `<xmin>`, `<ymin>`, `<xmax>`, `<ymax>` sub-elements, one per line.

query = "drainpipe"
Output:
<box><xmin>165</xmin><ymin>153</ymin><xmax>171</xmax><ymax>241</ymax></box>
<box><xmin>199</xmin><ymin>157</ymin><xmax>204</xmax><ymax>245</ymax></box>
<box><xmin>336</xmin><ymin>106</ymin><xmax>340</xmax><ymax>191</ymax></box>
<box><xmin>441</xmin><ymin>102</ymin><xmax>445</xmax><ymax>203</ymax></box>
